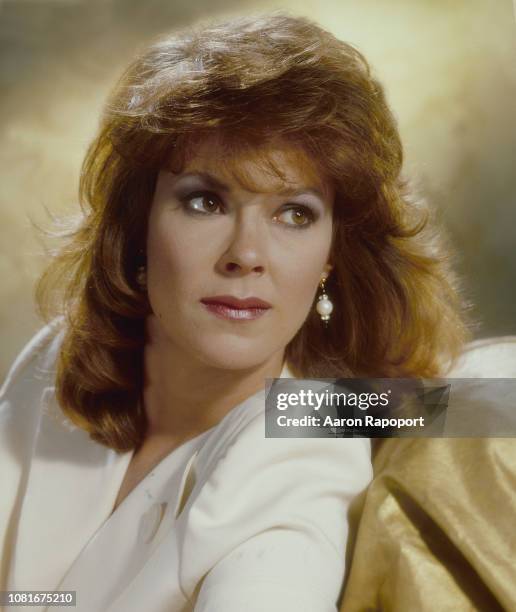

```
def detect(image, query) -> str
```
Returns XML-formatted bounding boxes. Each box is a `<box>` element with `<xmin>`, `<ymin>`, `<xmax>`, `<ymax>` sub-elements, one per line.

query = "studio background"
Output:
<box><xmin>1</xmin><ymin>0</ymin><xmax>515</xmax><ymax>382</ymax></box>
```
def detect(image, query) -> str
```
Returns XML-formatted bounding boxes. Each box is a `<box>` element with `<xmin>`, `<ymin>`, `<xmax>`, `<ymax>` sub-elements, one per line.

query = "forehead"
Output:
<box><xmin>173</xmin><ymin>133</ymin><xmax>332</xmax><ymax>198</ymax></box>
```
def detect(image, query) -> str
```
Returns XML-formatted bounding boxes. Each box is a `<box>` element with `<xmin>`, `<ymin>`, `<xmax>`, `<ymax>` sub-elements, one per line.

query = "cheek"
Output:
<box><xmin>147</xmin><ymin>226</ymin><xmax>184</xmax><ymax>282</ymax></box>
<box><xmin>276</xmin><ymin>228</ymin><xmax>332</xmax><ymax>313</ymax></box>
<box><xmin>146</xmin><ymin>211</ymin><xmax>217</xmax><ymax>292</ymax></box>
<box><xmin>280</xmin><ymin>263</ymin><xmax>322</xmax><ymax>308</ymax></box>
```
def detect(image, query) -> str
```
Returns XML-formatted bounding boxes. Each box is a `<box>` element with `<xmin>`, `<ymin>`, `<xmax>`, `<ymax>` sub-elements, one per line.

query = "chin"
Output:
<box><xmin>193</xmin><ymin>334</ymin><xmax>279</xmax><ymax>372</ymax></box>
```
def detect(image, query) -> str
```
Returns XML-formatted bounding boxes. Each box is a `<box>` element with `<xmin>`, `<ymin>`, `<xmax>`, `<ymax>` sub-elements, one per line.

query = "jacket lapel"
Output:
<box><xmin>53</xmin><ymin>438</ymin><xmax>204</xmax><ymax>612</ymax></box>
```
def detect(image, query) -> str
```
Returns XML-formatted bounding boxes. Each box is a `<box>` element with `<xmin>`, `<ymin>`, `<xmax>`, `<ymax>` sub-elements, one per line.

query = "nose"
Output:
<box><xmin>216</xmin><ymin>214</ymin><xmax>266</xmax><ymax>276</ymax></box>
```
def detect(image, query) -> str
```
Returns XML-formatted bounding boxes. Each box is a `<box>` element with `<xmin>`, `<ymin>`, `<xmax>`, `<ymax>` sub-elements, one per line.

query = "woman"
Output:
<box><xmin>0</xmin><ymin>12</ymin><xmax>468</xmax><ymax>612</ymax></box>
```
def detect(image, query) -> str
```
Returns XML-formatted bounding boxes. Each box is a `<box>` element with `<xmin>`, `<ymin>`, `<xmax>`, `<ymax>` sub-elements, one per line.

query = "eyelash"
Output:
<box><xmin>180</xmin><ymin>190</ymin><xmax>317</xmax><ymax>230</ymax></box>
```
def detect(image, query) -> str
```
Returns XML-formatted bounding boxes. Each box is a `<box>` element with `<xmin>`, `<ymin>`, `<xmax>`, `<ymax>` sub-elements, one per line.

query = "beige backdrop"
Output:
<box><xmin>1</xmin><ymin>0</ymin><xmax>515</xmax><ymax>382</ymax></box>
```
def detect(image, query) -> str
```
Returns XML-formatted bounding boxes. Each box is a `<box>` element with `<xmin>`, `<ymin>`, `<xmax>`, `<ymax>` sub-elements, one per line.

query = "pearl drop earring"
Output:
<box><xmin>316</xmin><ymin>272</ymin><xmax>333</xmax><ymax>325</ymax></box>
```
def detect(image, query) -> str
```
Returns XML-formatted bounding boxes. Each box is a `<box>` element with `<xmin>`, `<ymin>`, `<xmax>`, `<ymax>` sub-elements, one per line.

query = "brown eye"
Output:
<box><xmin>275</xmin><ymin>206</ymin><xmax>315</xmax><ymax>228</ymax></box>
<box><xmin>184</xmin><ymin>191</ymin><xmax>223</xmax><ymax>215</ymax></box>
<box><xmin>291</xmin><ymin>210</ymin><xmax>307</xmax><ymax>225</ymax></box>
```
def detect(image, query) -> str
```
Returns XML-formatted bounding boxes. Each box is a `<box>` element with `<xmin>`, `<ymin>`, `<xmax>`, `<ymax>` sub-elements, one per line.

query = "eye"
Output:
<box><xmin>182</xmin><ymin>191</ymin><xmax>224</xmax><ymax>215</ymax></box>
<box><xmin>274</xmin><ymin>206</ymin><xmax>316</xmax><ymax>229</ymax></box>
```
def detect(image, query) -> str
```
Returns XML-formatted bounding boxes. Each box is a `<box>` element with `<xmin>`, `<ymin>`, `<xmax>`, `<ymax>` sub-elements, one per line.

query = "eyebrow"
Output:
<box><xmin>173</xmin><ymin>171</ymin><xmax>326</xmax><ymax>200</ymax></box>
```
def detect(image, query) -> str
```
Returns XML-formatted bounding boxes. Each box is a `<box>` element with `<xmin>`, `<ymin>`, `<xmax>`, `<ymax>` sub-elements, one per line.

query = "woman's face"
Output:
<box><xmin>146</xmin><ymin>136</ymin><xmax>334</xmax><ymax>371</ymax></box>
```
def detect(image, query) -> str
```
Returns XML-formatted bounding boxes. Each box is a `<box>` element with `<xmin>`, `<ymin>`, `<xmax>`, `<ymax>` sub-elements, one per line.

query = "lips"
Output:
<box><xmin>200</xmin><ymin>295</ymin><xmax>271</xmax><ymax>322</ymax></box>
<box><xmin>201</xmin><ymin>295</ymin><xmax>271</xmax><ymax>309</ymax></box>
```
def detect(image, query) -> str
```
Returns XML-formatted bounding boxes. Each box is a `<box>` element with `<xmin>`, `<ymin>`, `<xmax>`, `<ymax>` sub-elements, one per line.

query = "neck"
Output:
<box><xmin>141</xmin><ymin>315</ymin><xmax>285</xmax><ymax>442</ymax></box>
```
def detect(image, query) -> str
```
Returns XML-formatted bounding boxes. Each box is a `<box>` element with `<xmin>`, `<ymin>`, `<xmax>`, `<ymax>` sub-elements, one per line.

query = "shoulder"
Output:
<box><xmin>0</xmin><ymin>318</ymin><xmax>65</xmax><ymax>404</ymax></box>
<box><xmin>194</xmin><ymin>378</ymin><xmax>372</xmax><ymax>489</ymax></box>
<box><xmin>192</xmin><ymin>409</ymin><xmax>373</xmax><ymax>548</ymax></box>
<box><xmin>446</xmin><ymin>335</ymin><xmax>516</xmax><ymax>377</ymax></box>
<box><xmin>197</xmin><ymin>404</ymin><xmax>372</xmax><ymax>496</ymax></box>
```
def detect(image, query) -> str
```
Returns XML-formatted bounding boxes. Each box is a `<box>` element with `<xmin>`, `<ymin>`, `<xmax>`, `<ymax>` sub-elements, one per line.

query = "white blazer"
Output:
<box><xmin>0</xmin><ymin>322</ymin><xmax>372</xmax><ymax>612</ymax></box>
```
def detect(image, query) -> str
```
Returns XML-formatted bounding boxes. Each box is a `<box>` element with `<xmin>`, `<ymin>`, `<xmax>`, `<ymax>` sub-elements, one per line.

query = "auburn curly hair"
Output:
<box><xmin>36</xmin><ymin>12</ymin><xmax>471</xmax><ymax>452</ymax></box>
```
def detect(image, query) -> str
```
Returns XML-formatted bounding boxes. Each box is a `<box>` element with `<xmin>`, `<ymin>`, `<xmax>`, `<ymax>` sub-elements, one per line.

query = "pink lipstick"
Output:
<box><xmin>200</xmin><ymin>295</ymin><xmax>271</xmax><ymax>322</ymax></box>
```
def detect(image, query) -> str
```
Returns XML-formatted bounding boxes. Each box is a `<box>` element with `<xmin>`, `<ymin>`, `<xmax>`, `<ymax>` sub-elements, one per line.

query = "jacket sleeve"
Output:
<box><xmin>177</xmin><ymin>411</ymin><xmax>372</xmax><ymax>612</ymax></box>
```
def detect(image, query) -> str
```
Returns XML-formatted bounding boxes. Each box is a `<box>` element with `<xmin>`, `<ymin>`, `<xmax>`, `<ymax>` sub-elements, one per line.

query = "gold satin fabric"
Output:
<box><xmin>340</xmin><ymin>438</ymin><xmax>516</xmax><ymax>611</ymax></box>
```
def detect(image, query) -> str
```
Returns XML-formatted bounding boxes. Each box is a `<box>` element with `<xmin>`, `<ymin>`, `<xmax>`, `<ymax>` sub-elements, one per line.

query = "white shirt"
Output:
<box><xmin>0</xmin><ymin>322</ymin><xmax>373</xmax><ymax>612</ymax></box>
